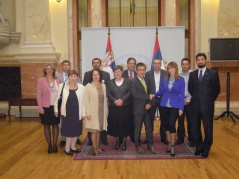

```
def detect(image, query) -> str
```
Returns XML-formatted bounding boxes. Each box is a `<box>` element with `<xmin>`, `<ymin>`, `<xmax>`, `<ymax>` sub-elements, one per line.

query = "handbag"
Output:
<box><xmin>57</xmin><ymin>82</ymin><xmax>65</xmax><ymax>117</ymax></box>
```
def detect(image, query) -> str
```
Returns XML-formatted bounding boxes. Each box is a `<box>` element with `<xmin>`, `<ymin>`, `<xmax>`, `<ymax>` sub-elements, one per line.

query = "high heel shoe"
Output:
<box><xmin>53</xmin><ymin>145</ymin><xmax>58</xmax><ymax>153</ymax></box>
<box><xmin>48</xmin><ymin>146</ymin><xmax>53</xmax><ymax>154</ymax></box>
<box><xmin>170</xmin><ymin>144</ymin><xmax>176</xmax><ymax>157</ymax></box>
<box><xmin>166</xmin><ymin>142</ymin><xmax>171</xmax><ymax>153</ymax></box>
<box><xmin>114</xmin><ymin>138</ymin><xmax>120</xmax><ymax>150</ymax></box>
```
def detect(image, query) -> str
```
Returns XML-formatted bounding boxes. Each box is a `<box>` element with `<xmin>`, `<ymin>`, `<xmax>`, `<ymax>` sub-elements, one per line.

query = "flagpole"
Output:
<box><xmin>108</xmin><ymin>27</ymin><xmax>110</xmax><ymax>36</ymax></box>
<box><xmin>156</xmin><ymin>27</ymin><xmax>158</xmax><ymax>35</ymax></box>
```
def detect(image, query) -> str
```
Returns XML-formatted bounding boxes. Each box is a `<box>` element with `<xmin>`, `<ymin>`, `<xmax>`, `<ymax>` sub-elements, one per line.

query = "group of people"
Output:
<box><xmin>37</xmin><ymin>52</ymin><xmax>220</xmax><ymax>158</ymax></box>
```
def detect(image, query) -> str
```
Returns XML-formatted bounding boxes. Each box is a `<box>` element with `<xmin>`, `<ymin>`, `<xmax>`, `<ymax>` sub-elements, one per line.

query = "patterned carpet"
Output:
<box><xmin>74</xmin><ymin>134</ymin><xmax>202</xmax><ymax>160</ymax></box>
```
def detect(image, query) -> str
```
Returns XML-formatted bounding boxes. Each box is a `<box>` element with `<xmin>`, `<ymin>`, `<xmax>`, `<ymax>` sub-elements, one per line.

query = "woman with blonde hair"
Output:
<box><xmin>54</xmin><ymin>70</ymin><xmax>85</xmax><ymax>156</ymax></box>
<box><xmin>85</xmin><ymin>69</ymin><xmax>108</xmax><ymax>156</ymax></box>
<box><xmin>37</xmin><ymin>63</ymin><xmax>60</xmax><ymax>154</ymax></box>
<box><xmin>154</xmin><ymin>61</ymin><xmax>185</xmax><ymax>157</ymax></box>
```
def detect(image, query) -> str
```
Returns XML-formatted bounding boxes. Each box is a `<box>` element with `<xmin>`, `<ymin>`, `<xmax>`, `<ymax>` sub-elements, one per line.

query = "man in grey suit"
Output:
<box><xmin>144</xmin><ymin>59</ymin><xmax>168</xmax><ymax>145</ymax></box>
<box><xmin>188</xmin><ymin>53</ymin><xmax>220</xmax><ymax>158</ymax></box>
<box><xmin>122</xmin><ymin>57</ymin><xmax>136</xmax><ymax>143</ymax></box>
<box><xmin>56</xmin><ymin>60</ymin><xmax>82</xmax><ymax>147</ymax></box>
<box><xmin>83</xmin><ymin>58</ymin><xmax>110</xmax><ymax>146</ymax></box>
<box><xmin>131</xmin><ymin>62</ymin><xmax>156</xmax><ymax>154</ymax></box>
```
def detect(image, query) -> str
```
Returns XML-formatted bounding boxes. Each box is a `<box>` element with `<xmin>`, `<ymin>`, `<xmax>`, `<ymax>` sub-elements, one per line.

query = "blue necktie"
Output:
<box><xmin>199</xmin><ymin>70</ymin><xmax>203</xmax><ymax>82</ymax></box>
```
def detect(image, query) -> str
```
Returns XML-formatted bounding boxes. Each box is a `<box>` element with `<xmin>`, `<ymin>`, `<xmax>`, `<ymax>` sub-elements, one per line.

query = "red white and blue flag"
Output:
<box><xmin>102</xmin><ymin>34</ymin><xmax>115</xmax><ymax>79</ymax></box>
<box><xmin>151</xmin><ymin>33</ymin><xmax>163</xmax><ymax>70</ymax></box>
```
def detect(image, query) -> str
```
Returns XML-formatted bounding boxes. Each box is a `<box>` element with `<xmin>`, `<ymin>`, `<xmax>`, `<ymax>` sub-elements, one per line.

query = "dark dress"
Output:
<box><xmin>61</xmin><ymin>88</ymin><xmax>82</xmax><ymax>137</ymax></box>
<box><xmin>107</xmin><ymin>79</ymin><xmax>131</xmax><ymax>138</ymax></box>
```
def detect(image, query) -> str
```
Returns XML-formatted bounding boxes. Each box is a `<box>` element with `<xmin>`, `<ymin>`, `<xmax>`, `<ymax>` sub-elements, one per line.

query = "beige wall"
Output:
<box><xmin>0</xmin><ymin>0</ymin><xmax>16</xmax><ymax>31</ymax></box>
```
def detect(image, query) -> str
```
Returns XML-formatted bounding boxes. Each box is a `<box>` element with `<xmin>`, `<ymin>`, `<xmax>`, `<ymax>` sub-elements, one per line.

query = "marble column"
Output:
<box><xmin>21</xmin><ymin>0</ymin><xmax>55</xmax><ymax>53</ymax></box>
<box><xmin>88</xmin><ymin>0</ymin><xmax>106</xmax><ymax>27</ymax></box>
<box><xmin>164</xmin><ymin>0</ymin><xmax>177</xmax><ymax>26</ymax></box>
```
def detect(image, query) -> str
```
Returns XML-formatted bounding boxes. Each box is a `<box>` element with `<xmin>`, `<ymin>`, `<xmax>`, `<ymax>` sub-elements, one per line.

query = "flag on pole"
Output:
<box><xmin>102</xmin><ymin>29</ymin><xmax>115</xmax><ymax>79</ymax></box>
<box><xmin>151</xmin><ymin>28</ymin><xmax>163</xmax><ymax>70</ymax></box>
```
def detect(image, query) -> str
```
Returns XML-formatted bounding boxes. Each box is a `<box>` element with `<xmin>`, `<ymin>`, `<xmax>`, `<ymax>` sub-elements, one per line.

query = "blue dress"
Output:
<box><xmin>61</xmin><ymin>88</ymin><xmax>82</xmax><ymax>137</ymax></box>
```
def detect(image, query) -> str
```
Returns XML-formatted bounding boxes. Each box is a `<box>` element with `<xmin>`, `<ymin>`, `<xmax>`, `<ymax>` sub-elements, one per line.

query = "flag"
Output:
<box><xmin>151</xmin><ymin>33</ymin><xmax>163</xmax><ymax>70</ymax></box>
<box><xmin>102</xmin><ymin>34</ymin><xmax>115</xmax><ymax>79</ymax></box>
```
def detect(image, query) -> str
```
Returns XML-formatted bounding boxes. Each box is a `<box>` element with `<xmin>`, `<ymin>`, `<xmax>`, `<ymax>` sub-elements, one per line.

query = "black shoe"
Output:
<box><xmin>161</xmin><ymin>138</ymin><xmax>169</xmax><ymax>145</ymax></box>
<box><xmin>189</xmin><ymin>142</ymin><xmax>195</xmax><ymax>147</ymax></box>
<box><xmin>76</xmin><ymin>139</ymin><xmax>82</xmax><ymax>145</ymax></box>
<box><xmin>53</xmin><ymin>145</ymin><xmax>58</xmax><ymax>153</ymax></box>
<box><xmin>142</xmin><ymin>140</ymin><xmax>148</xmax><ymax>144</ymax></box>
<box><xmin>175</xmin><ymin>139</ymin><xmax>184</xmax><ymax>145</ymax></box>
<box><xmin>87</xmin><ymin>141</ymin><xmax>92</xmax><ymax>146</ymax></box>
<box><xmin>70</xmin><ymin>148</ymin><xmax>81</xmax><ymax>153</ymax></box>
<box><xmin>194</xmin><ymin>149</ymin><xmax>203</xmax><ymax>156</ymax></box>
<box><xmin>121</xmin><ymin>141</ymin><xmax>126</xmax><ymax>151</ymax></box>
<box><xmin>64</xmin><ymin>150</ymin><xmax>73</xmax><ymax>156</ymax></box>
<box><xmin>60</xmin><ymin>141</ymin><xmax>66</xmax><ymax>147</ymax></box>
<box><xmin>201</xmin><ymin>151</ymin><xmax>209</xmax><ymax>158</ymax></box>
<box><xmin>48</xmin><ymin>146</ymin><xmax>52</xmax><ymax>154</ymax></box>
<box><xmin>166</xmin><ymin>143</ymin><xmax>171</xmax><ymax>153</ymax></box>
<box><xmin>102</xmin><ymin>141</ymin><xmax>108</xmax><ymax>145</ymax></box>
<box><xmin>170</xmin><ymin>145</ymin><xmax>176</xmax><ymax>157</ymax></box>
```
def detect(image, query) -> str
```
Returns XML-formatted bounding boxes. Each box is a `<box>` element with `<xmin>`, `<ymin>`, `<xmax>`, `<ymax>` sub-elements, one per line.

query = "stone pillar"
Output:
<box><xmin>164</xmin><ymin>0</ymin><xmax>177</xmax><ymax>26</ymax></box>
<box><xmin>21</xmin><ymin>0</ymin><xmax>55</xmax><ymax>53</ymax></box>
<box><xmin>88</xmin><ymin>0</ymin><xmax>106</xmax><ymax>27</ymax></box>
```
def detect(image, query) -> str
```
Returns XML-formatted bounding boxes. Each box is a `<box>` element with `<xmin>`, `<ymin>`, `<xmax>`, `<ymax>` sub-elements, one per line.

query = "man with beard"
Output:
<box><xmin>83</xmin><ymin>58</ymin><xmax>110</xmax><ymax>146</ymax></box>
<box><xmin>188</xmin><ymin>53</ymin><xmax>220</xmax><ymax>158</ymax></box>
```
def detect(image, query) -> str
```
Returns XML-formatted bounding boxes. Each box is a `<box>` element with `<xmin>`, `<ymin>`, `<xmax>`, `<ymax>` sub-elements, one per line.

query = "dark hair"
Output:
<box><xmin>136</xmin><ymin>62</ymin><xmax>146</xmax><ymax>70</ymax></box>
<box><xmin>43</xmin><ymin>63</ymin><xmax>56</xmax><ymax>78</ymax></box>
<box><xmin>181</xmin><ymin>58</ymin><xmax>190</xmax><ymax>64</ymax></box>
<box><xmin>127</xmin><ymin>57</ymin><xmax>136</xmax><ymax>64</ymax></box>
<box><xmin>196</xmin><ymin>53</ymin><xmax>207</xmax><ymax>60</ymax></box>
<box><xmin>166</xmin><ymin>61</ymin><xmax>180</xmax><ymax>80</ymax></box>
<box><xmin>89</xmin><ymin>69</ymin><xmax>103</xmax><ymax>83</ymax></box>
<box><xmin>68</xmin><ymin>70</ymin><xmax>78</xmax><ymax>77</ymax></box>
<box><xmin>61</xmin><ymin>60</ymin><xmax>71</xmax><ymax>66</ymax></box>
<box><xmin>92</xmin><ymin>58</ymin><xmax>101</xmax><ymax>65</ymax></box>
<box><xmin>113</xmin><ymin>65</ymin><xmax>123</xmax><ymax>72</ymax></box>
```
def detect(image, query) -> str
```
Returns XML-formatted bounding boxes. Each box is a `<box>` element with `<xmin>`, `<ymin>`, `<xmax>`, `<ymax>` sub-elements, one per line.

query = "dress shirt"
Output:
<box><xmin>63</xmin><ymin>71</ymin><xmax>68</xmax><ymax>82</ymax></box>
<box><xmin>128</xmin><ymin>70</ymin><xmax>135</xmax><ymax>79</ymax></box>
<box><xmin>180</xmin><ymin>70</ymin><xmax>192</xmax><ymax>103</ymax></box>
<box><xmin>154</xmin><ymin>71</ymin><xmax>161</xmax><ymax>92</ymax></box>
<box><xmin>198</xmin><ymin>67</ymin><xmax>206</xmax><ymax>78</ymax></box>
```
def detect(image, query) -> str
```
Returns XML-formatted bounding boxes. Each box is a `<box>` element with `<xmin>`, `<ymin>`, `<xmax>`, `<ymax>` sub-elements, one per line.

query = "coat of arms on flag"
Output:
<box><xmin>101</xmin><ymin>28</ymin><xmax>115</xmax><ymax>79</ymax></box>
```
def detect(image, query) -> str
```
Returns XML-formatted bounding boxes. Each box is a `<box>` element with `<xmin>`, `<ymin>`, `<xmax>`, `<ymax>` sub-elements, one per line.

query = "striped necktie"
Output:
<box><xmin>141</xmin><ymin>78</ymin><xmax>147</xmax><ymax>93</ymax></box>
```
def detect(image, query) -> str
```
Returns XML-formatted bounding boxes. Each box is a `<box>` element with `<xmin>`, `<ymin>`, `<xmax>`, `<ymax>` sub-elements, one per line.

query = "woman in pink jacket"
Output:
<box><xmin>37</xmin><ymin>63</ymin><xmax>60</xmax><ymax>154</ymax></box>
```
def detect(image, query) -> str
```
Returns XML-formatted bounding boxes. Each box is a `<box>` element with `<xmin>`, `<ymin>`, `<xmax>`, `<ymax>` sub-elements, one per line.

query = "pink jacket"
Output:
<box><xmin>37</xmin><ymin>77</ymin><xmax>60</xmax><ymax>113</ymax></box>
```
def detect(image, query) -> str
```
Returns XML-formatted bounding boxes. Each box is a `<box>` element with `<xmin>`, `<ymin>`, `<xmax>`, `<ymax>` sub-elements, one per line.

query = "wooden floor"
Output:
<box><xmin>0</xmin><ymin>116</ymin><xmax>239</xmax><ymax>179</ymax></box>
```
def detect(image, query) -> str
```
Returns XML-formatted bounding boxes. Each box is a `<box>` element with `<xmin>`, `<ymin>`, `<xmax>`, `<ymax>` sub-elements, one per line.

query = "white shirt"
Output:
<box><xmin>154</xmin><ymin>71</ymin><xmax>161</xmax><ymax>92</ymax></box>
<box><xmin>50</xmin><ymin>80</ymin><xmax>59</xmax><ymax>105</ymax></box>
<box><xmin>63</xmin><ymin>71</ymin><xmax>68</xmax><ymax>82</ymax></box>
<box><xmin>180</xmin><ymin>70</ymin><xmax>192</xmax><ymax>103</ymax></box>
<box><xmin>128</xmin><ymin>70</ymin><xmax>135</xmax><ymax>78</ymax></box>
<box><xmin>198</xmin><ymin>67</ymin><xmax>206</xmax><ymax>78</ymax></box>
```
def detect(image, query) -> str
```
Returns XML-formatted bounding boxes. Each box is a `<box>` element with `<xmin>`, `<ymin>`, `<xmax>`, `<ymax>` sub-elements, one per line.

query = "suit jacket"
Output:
<box><xmin>122</xmin><ymin>70</ymin><xmax>136</xmax><ymax>79</ymax></box>
<box><xmin>83</xmin><ymin>70</ymin><xmax>110</xmax><ymax>86</ymax></box>
<box><xmin>131</xmin><ymin>76</ymin><xmax>151</xmax><ymax>115</ymax></box>
<box><xmin>154</xmin><ymin>76</ymin><xmax>185</xmax><ymax>110</ymax></box>
<box><xmin>84</xmin><ymin>83</ymin><xmax>108</xmax><ymax>131</ymax></box>
<box><xmin>188</xmin><ymin>68</ymin><xmax>220</xmax><ymax>114</ymax></box>
<box><xmin>56</xmin><ymin>72</ymin><xmax>81</xmax><ymax>84</ymax></box>
<box><xmin>54</xmin><ymin>83</ymin><xmax>85</xmax><ymax>120</ymax></box>
<box><xmin>36</xmin><ymin>77</ymin><xmax>60</xmax><ymax>113</ymax></box>
<box><xmin>145</xmin><ymin>69</ymin><xmax>166</xmax><ymax>94</ymax></box>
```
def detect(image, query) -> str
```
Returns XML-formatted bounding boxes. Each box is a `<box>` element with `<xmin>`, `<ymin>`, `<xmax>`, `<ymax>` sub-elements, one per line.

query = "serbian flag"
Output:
<box><xmin>151</xmin><ymin>34</ymin><xmax>163</xmax><ymax>70</ymax></box>
<box><xmin>102</xmin><ymin>35</ymin><xmax>115</xmax><ymax>79</ymax></box>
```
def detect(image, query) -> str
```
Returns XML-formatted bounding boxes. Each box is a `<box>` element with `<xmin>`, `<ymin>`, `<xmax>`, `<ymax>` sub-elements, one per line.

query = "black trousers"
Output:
<box><xmin>192</xmin><ymin>109</ymin><xmax>214</xmax><ymax>153</ymax></box>
<box><xmin>87</xmin><ymin>130</ymin><xmax>107</xmax><ymax>143</ymax></box>
<box><xmin>134</xmin><ymin>109</ymin><xmax>153</xmax><ymax>147</ymax></box>
<box><xmin>160</xmin><ymin>107</ymin><xmax>178</xmax><ymax>133</ymax></box>
<box><xmin>151</xmin><ymin>98</ymin><xmax>166</xmax><ymax>139</ymax></box>
<box><xmin>177</xmin><ymin>103</ymin><xmax>194</xmax><ymax>142</ymax></box>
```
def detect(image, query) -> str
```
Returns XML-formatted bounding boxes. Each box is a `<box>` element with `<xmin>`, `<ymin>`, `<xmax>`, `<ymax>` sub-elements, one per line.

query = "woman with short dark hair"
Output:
<box><xmin>107</xmin><ymin>65</ymin><xmax>131</xmax><ymax>150</ymax></box>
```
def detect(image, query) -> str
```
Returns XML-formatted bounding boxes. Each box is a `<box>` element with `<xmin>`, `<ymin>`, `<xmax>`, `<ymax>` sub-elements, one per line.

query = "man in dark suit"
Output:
<box><xmin>131</xmin><ymin>62</ymin><xmax>156</xmax><ymax>154</ymax></box>
<box><xmin>83</xmin><ymin>58</ymin><xmax>110</xmax><ymax>146</ymax></box>
<box><xmin>144</xmin><ymin>59</ymin><xmax>168</xmax><ymax>144</ymax></box>
<box><xmin>188</xmin><ymin>53</ymin><xmax>220</xmax><ymax>158</ymax></box>
<box><xmin>122</xmin><ymin>57</ymin><xmax>136</xmax><ymax>143</ymax></box>
<box><xmin>56</xmin><ymin>60</ymin><xmax>82</xmax><ymax>147</ymax></box>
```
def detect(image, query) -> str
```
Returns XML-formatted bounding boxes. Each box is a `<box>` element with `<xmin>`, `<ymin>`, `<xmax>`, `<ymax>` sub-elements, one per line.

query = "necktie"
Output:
<box><xmin>141</xmin><ymin>78</ymin><xmax>147</xmax><ymax>93</ymax></box>
<box><xmin>199</xmin><ymin>70</ymin><xmax>203</xmax><ymax>82</ymax></box>
<box><xmin>129</xmin><ymin>72</ymin><xmax>133</xmax><ymax>80</ymax></box>
<box><xmin>65</xmin><ymin>73</ymin><xmax>68</xmax><ymax>82</ymax></box>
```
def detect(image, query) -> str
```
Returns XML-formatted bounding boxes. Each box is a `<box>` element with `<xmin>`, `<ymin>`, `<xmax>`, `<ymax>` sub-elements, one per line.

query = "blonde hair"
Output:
<box><xmin>166</xmin><ymin>61</ymin><xmax>180</xmax><ymax>80</ymax></box>
<box><xmin>68</xmin><ymin>70</ymin><xmax>79</xmax><ymax>77</ymax></box>
<box><xmin>43</xmin><ymin>63</ymin><xmax>56</xmax><ymax>78</ymax></box>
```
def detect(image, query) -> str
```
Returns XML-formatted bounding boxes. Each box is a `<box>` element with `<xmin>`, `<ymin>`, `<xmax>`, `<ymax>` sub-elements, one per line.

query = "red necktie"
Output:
<box><xmin>129</xmin><ymin>72</ymin><xmax>133</xmax><ymax>80</ymax></box>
